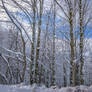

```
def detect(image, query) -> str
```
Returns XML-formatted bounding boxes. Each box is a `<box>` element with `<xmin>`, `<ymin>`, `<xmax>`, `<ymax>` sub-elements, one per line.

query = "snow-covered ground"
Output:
<box><xmin>0</xmin><ymin>84</ymin><xmax>92</xmax><ymax>92</ymax></box>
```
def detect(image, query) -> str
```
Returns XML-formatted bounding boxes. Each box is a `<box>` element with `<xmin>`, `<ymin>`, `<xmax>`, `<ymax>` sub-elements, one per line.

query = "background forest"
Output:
<box><xmin>0</xmin><ymin>0</ymin><xmax>92</xmax><ymax>88</ymax></box>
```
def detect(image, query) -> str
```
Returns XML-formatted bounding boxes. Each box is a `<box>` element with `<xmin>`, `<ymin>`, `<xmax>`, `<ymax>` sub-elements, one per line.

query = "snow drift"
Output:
<box><xmin>0</xmin><ymin>84</ymin><xmax>92</xmax><ymax>92</ymax></box>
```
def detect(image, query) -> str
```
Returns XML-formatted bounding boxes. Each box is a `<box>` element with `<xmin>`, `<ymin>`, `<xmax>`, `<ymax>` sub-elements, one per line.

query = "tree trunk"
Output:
<box><xmin>35</xmin><ymin>0</ymin><xmax>44</xmax><ymax>84</ymax></box>
<box><xmin>30</xmin><ymin>0</ymin><xmax>36</xmax><ymax>85</ymax></box>
<box><xmin>69</xmin><ymin>4</ymin><xmax>75</xmax><ymax>86</ymax></box>
<box><xmin>79</xmin><ymin>0</ymin><xmax>84</xmax><ymax>85</ymax></box>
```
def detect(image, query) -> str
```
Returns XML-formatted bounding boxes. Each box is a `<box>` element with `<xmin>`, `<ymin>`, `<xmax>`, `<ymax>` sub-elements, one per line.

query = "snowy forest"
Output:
<box><xmin>0</xmin><ymin>0</ymin><xmax>92</xmax><ymax>92</ymax></box>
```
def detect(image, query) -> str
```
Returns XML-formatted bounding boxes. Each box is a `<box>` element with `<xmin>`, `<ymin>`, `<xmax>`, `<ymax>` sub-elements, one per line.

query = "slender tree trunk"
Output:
<box><xmin>30</xmin><ymin>0</ymin><xmax>36</xmax><ymax>84</ymax></box>
<box><xmin>63</xmin><ymin>63</ymin><xmax>67</xmax><ymax>87</ymax></box>
<box><xmin>35</xmin><ymin>0</ymin><xmax>44</xmax><ymax>84</ymax></box>
<box><xmin>69</xmin><ymin>4</ymin><xmax>75</xmax><ymax>86</ymax></box>
<box><xmin>51</xmin><ymin>0</ymin><xmax>56</xmax><ymax>86</ymax></box>
<box><xmin>21</xmin><ymin>34</ymin><xmax>26</xmax><ymax>82</ymax></box>
<box><xmin>79</xmin><ymin>0</ymin><xmax>84</xmax><ymax>85</ymax></box>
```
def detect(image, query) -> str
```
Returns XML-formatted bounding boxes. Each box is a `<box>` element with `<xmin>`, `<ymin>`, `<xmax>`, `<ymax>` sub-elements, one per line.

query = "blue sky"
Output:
<box><xmin>16</xmin><ymin>11</ymin><xmax>92</xmax><ymax>39</ymax></box>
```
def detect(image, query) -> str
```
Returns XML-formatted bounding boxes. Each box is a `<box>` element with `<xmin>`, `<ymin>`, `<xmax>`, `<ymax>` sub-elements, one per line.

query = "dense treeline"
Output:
<box><xmin>0</xmin><ymin>0</ymin><xmax>92</xmax><ymax>87</ymax></box>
